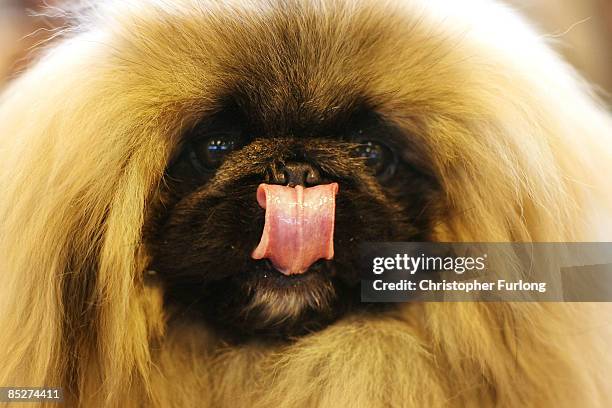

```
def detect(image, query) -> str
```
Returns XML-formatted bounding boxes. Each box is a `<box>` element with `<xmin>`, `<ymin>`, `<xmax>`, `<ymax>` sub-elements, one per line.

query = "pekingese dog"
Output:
<box><xmin>0</xmin><ymin>0</ymin><xmax>611</xmax><ymax>406</ymax></box>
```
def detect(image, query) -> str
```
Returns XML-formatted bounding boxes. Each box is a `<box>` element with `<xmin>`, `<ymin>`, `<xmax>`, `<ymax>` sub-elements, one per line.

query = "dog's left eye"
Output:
<box><xmin>352</xmin><ymin>141</ymin><xmax>397</xmax><ymax>178</ymax></box>
<box><xmin>189</xmin><ymin>132</ymin><xmax>244</xmax><ymax>170</ymax></box>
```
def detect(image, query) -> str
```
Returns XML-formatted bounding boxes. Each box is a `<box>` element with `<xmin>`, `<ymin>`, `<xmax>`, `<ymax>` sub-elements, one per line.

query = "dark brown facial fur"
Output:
<box><xmin>146</xmin><ymin>101</ymin><xmax>440</xmax><ymax>341</ymax></box>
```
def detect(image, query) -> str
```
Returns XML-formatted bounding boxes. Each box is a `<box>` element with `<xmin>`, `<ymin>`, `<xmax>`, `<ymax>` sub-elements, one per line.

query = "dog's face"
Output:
<box><xmin>149</xmin><ymin>100</ymin><xmax>440</xmax><ymax>339</ymax></box>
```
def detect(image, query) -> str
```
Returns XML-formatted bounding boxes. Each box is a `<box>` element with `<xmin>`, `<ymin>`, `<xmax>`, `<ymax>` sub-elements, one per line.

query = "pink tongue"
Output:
<box><xmin>252</xmin><ymin>183</ymin><xmax>339</xmax><ymax>275</ymax></box>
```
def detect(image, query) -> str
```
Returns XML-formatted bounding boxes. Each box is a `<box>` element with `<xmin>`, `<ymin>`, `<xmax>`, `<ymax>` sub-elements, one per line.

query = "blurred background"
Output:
<box><xmin>1</xmin><ymin>0</ymin><xmax>611</xmax><ymax>101</ymax></box>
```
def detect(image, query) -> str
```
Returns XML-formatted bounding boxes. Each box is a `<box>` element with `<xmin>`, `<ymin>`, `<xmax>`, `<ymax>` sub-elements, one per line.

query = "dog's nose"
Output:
<box><xmin>267</xmin><ymin>162</ymin><xmax>322</xmax><ymax>187</ymax></box>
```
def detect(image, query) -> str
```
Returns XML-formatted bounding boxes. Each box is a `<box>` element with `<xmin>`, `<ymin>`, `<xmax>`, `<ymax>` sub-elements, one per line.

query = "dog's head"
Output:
<box><xmin>58</xmin><ymin>0</ymin><xmax>590</xmax><ymax>341</ymax></box>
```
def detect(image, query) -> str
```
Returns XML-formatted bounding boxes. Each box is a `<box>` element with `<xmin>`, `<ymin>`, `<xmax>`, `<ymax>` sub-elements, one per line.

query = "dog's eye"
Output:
<box><xmin>352</xmin><ymin>141</ymin><xmax>396</xmax><ymax>178</ymax></box>
<box><xmin>189</xmin><ymin>132</ymin><xmax>244</xmax><ymax>170</ymax></box>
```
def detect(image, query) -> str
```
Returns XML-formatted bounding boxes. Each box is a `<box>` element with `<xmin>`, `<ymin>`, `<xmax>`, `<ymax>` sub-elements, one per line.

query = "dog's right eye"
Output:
<box><xmin>189</xmin><ymin>132</ymin><xmax>245</xmax><ymax>171</ymax></box>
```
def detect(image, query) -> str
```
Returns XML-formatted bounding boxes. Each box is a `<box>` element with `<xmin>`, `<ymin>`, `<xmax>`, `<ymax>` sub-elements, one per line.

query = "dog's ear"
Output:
<box><xmin>0</xmin><ymin>1</ymin><xmax>229</xmax><ymax>400</ymax></box>
<box><xmin>373</xmin><ymin>30</ymin><xmax>612</xmax><ymax>243</ymax></box>
<box><xmin>0</xmin><ymin>33</ymin><xmax>174</xmax><ymax>403</ymax></box>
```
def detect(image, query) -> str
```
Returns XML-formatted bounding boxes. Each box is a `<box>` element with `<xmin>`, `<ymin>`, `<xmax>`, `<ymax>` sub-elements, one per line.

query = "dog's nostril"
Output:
<box><xmin>265</xmin><ymin>167</ymin><xmax>287</xmax><ymax>185</ymax></box>
<box><xmin>279</xmin><ymin>162</ymin><xmax>321</xmax><ymax>186</ymax></box>
<box><xmin>305</xmin><ymin>169</ymin><xmax>318</xmax><ymax>185</ymax></box>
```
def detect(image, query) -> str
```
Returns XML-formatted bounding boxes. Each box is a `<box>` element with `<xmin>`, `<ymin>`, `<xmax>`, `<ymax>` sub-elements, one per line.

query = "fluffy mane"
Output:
<box><xmin>0</xmin><ymin>0</ymin><xmax>611</xmax><ymax>406</ymax></box>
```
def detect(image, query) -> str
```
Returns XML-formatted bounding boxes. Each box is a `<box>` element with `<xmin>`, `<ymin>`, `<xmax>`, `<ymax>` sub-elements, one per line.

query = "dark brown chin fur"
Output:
<box><xmin>195</xmin><ymin>260</ymin><xmax>350</xmax><ymax>341</ymax></box>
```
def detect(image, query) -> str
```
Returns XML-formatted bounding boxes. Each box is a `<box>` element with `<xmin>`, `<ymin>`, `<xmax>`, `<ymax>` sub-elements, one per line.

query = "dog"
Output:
<box><xmin>0</xmin><ymin>0</ymin><xmax>611</xmax><ymax>406</ymax></box>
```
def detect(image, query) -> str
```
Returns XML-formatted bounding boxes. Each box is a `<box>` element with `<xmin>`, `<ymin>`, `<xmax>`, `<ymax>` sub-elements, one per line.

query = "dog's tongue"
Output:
<box><xmin>252</xmin><ymin>183</ymin><xmax>339</xmax><ymax>275</ymax></box>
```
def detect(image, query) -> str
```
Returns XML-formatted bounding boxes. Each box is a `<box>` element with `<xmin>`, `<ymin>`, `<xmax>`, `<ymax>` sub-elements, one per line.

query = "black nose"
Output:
<box><xmin>267</xmin><ymin>162</ymin><xmax>322</xmax><ymax>186</ymax></box>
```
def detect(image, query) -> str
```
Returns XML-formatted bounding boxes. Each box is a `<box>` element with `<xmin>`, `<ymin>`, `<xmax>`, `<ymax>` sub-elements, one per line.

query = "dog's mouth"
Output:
<box><xmin>251</xmin><ymin>259</ymin><xmax>338</xmax><ymax>290</ymax></box>
<box><xmin>234</xmin><ymin>182</ymin><xmax>349</xmax><ymax>336</ymax></box>
<box><xmin>251</xmin><ymin>182</ymin><xmax>339</xmax><ymax>275</ymax></box>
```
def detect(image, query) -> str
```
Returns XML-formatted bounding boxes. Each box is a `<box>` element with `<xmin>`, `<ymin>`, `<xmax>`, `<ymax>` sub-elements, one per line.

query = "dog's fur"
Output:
<box><xmin>1</xmin><ymin>0</ymin><xmax>612</xmax><ymax>406</ymax></box>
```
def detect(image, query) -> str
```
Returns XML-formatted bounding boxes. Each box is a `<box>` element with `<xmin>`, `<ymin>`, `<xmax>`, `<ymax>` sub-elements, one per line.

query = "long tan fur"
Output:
<box><xmin>0</xmin><ymin>0</ymin><xmax>611</xmax><ymax>406</ymax></box>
